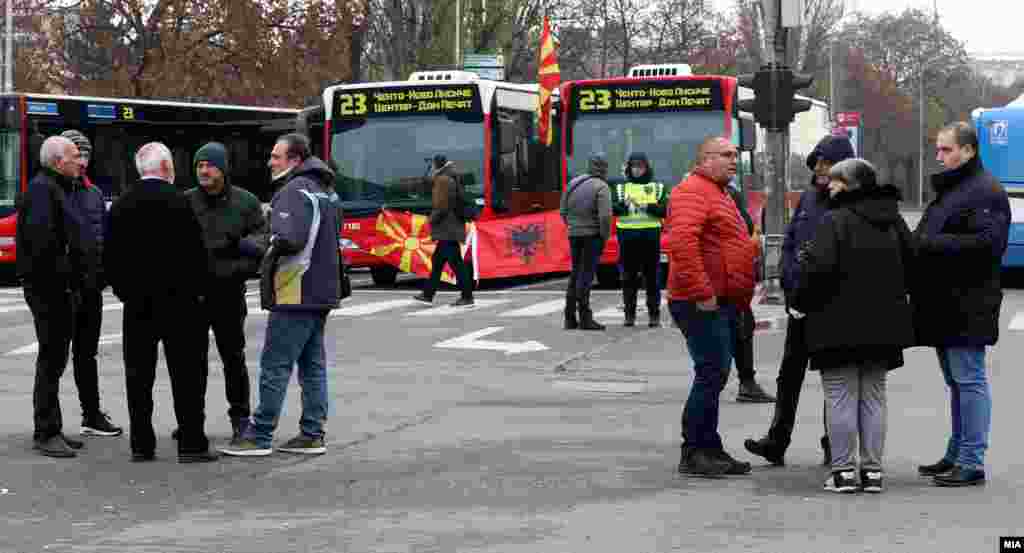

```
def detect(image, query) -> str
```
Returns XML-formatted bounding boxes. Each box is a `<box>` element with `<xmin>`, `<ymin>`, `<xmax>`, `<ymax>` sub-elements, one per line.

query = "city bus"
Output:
<box><xmin>973</xmin><ymin>101</ymin><xmax>1024</xmax><ymax>268</ymax></box>
<box><xmin>318</xmin><ymin>71</ymin><xmax>562</xmax><ymax>285</ymax></box>
<box><xmin>560</xmin><ymin>64</ymin><xmax>830</xmax><ymax>285</ymax></box>
<box><xmin>0</xmin><ymin>93</ymin><xmax>299</xmax><ymax>274</ymax></box>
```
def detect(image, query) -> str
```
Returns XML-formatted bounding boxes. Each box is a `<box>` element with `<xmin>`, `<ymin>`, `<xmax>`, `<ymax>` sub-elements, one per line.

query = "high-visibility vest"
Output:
<box><xmin>616</xmin><ymin>180</ymin><xmax>665</xmax><ymax>230</ymax></box>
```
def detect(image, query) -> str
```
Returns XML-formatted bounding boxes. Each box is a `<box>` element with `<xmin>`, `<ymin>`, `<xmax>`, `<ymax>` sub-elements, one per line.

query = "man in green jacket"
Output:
<box><xmin>183</xmin><ymin>142</ymin><xmax>268</xmax><ymax>442</ymax></box>
<box><xmin>612</xmin><ymin>152</ymin><xmax>667</xmax><ymax>327</ymax></box>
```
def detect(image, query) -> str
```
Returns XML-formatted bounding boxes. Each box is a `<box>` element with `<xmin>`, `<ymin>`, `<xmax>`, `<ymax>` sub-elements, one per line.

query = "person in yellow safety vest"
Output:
<box><xmin>612</xmin><ymin>152</ymin><xmax>668</xmax><ymax>327</ymax></box>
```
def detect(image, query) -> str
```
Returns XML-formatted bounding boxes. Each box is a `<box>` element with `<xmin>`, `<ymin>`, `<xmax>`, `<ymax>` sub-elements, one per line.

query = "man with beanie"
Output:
<box><xmin>183</xmin><ymin>142</ymin><xmax>268</xmax><ymax>443</ymax></box>
<box><xmin>611</xmin><ymin>152</ymin><xmax>667</xmax><ymax>328</ymax></box>
<box><xmin>745</xmin><ymin>134</ymin><xmax>855</xmax><ymax>467</ymax></box>
<box><xmin>561</xmin><ymin>155</ymin><xmax>613</xmax><ymax>331</ymax></box>
<box><xmin>60</xmin><ymin>129</ymin><xmax>123</xmax><ymax>438</ymax></box>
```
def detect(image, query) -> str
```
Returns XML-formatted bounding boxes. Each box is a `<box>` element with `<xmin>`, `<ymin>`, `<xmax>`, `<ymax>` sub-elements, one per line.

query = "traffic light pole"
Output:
<box><xmin>761</xmin><ymin>3</ymin><xmax>789</xmax><ymax>304</ymax></box>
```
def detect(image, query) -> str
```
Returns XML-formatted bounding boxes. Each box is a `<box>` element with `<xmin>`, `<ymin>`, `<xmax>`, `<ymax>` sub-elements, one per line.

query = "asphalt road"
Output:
<box><xmin>0</xmin><ymin>270</ymin><xmax>1022</xmax><ymax>552</ymax></box>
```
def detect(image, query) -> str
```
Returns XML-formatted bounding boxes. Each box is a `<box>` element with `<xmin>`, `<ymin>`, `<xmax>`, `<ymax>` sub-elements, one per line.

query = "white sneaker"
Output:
<box><xmin>824</xmin><ymin>470</ymin><xmax>858</xmax><ymax>493</ymax></box>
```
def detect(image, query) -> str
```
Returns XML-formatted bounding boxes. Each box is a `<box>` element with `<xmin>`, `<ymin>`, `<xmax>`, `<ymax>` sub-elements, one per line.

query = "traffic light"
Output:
<box><xmin>737</xmin><ymin>66</ymin><xmax>815</xmax><ymax>131</ymax></box>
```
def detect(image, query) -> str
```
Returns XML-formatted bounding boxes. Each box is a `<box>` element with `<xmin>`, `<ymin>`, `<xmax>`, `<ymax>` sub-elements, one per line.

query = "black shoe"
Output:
<box><xmin>737</xmin><ymin>380</ymin><xmax>776</xmax><ymax>403</ymax></box>
<box><xmin>860</xmin><ymin>469</ymin><xmax>883</xmax><ymax>493</ymax></box>
<box><xmin>624</xmin><ymin>312</ymin><xmax>636</xmax><ymax>327</ymax></box>
<box><xmin>714</xmin><ymin>449</ymin><xmax>752</xmax><ymax>475</ymax></box>
<box><xmin>918</xmin><ymin>458</ymin><xmax>955</xmax><ymax>477</ymax></box>
<box><xmin>821</xmin><ymin>435</ymin><xmax>832</xmax><ymax>467</ymax></box>
<box><xmin>82</xmin><ymin>411</ymin><xmax>123</xmax><ymax>437</ymax></box>
<box><xmin>61</xmin><ymin>434</ymin><xmax>84</xmax><ymax>450</ymax></box>
<box><xmin>412</xmin><ymin>293</ymin><xmax>433</xmax><ymax>304</ymax></box>
<box><xmin>744</xmin><ymin>437</ymin><xmax>785</xmax><ymax>466</ymax></box>
<box><xmin>171</xmin><ymin>428</ymin><xmax>180</xmax><ymax>441</ymax></box>
<box><xmin>451</xmin><ymin>297</ymin><xmax>475</xmax><ymax>307</ymax></box>
<box><xmin>648</xmin><ymin>313</ymin><xmax>661</xmax><ymax>328</ymax></box>
<box><xmin>178</xmin><ymin>450</ymin><xmax>220</xmax><ymax>464</ymax></box>
<box><xmin>131</xmin><ymin>451</ymin><xmax>156</xmax><ymax>462</ymax></box>
<box><xmin>678</xmin><ymin>448</ymin><xmax>730</xmax><ymax>477</ymax></box>
<box><xmin>34</xmin><ymin>435</ymin><xmax>76</xmax><ymax>458</ymax></box>
<box><xmin>933</xmin><ymin>466</ymin><xmax>985</xmax><ymax>487</ymax></box>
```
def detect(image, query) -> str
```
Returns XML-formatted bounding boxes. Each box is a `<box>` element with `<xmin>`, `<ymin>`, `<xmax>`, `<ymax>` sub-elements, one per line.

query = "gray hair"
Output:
<box><xmin>134</xmin><ymin>142</ymin><xmax>173</xmax><ymax>175</ymax></box>
<box><xmin>39</xmin><ymin>136</ymin><xmax>74</xmax><ymax>169</ymax></box>
<box><xmin>828</xmin><ymin>158</ymin><xmax>878</xmax><ymax>192</ymax></box>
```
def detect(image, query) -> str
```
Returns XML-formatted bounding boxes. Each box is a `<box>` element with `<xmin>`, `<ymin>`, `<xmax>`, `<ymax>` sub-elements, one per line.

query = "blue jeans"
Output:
<box><xmin>936</xmin><ymin>346</ymin><xmax>991</xmax><ymax>470</ymax></box>
<box><xmin>248</xmin><ymin>311</ymin><xmax>329</xmax><ymax>448</ymax></box>
<box><xmin>670</xmin><ymin>300</ymin><xmax>737</xmax><ymax>450</ymax></box>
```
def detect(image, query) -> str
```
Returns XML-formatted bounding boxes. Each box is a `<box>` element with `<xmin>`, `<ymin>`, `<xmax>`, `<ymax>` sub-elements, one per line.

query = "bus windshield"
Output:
<box><xmin>331</xmin><ymin>115</ymin><xmax>484</xmax><ymax>216</ymax></box>
<box><xmin>568</xmin><ymin>110</ymin><xmax>726</xmax><ymax>188</ymax></box>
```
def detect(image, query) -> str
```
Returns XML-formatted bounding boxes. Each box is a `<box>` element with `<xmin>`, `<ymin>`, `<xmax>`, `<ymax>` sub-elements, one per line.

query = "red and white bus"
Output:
<box><xmin>316</xmin><ymin>71</ymin><xmax>561</xmax><ymax>285</ymax></box>
<box><xmin>0</xmin><ymin>93</ymin><xmax>298</xmax><ymax>277</ymax></box>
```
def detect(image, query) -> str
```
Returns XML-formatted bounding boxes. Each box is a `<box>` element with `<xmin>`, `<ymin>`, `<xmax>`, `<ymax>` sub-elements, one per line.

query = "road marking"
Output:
<box><xmin>332</xmin><ymin>299</ymin><xmax>419</xmax><ymax>316</ymax></box>
<box><xmin>409</xmin><ymin>299</ymin><xmax>510</xmax><ymax>317</ymax></box>
<box><xmin>499</xmin><ymin>299</ymin><xmax>566</xmax><ymax>317</ymax></box>
<box><xmin>434</xmin><ymin>326</ymin><xmax>548</xmax><ymax>354</ymax></box>
<box><xmin>7</xmin><ymin>333</ymin><xmax>123</xmax><ymax>356</ymax></box>
<box><xmin>1009</xmin><ymin>311</ymin><xmax>1024</xmax><ymax>331</ymax></box>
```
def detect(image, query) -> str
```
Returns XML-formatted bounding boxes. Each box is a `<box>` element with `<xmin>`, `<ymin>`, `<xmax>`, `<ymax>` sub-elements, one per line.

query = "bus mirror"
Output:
<box><xmin>740</xmin><ymin>118</ymin><xmax>756</xmax><ymax>152</ymax></box>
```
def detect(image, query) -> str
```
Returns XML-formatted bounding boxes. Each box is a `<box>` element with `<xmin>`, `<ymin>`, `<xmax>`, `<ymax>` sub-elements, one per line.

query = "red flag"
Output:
<box><xmin>537</xmin><ymin>16</ymin><xmax>560</xmax><ymax>146</ymax></box>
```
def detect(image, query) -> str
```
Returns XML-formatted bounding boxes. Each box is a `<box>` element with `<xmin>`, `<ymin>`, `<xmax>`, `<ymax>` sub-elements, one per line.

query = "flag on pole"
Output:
<box><xmin>537</xmin><ymin>16</ymin><xmax>560</xmax><ymax>146</ymax></box>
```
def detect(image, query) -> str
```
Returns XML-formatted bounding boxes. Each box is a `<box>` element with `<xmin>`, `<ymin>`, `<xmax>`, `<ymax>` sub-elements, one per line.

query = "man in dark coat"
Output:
<box><xmin>60</xmin><ymin>129</ymin><xmax>123</xmax><ymax>438</ymax></box>
<box><xmin>183</xmin><ymin>142</ymin><xmax>268</xmax><ymax>442</ymax></box>
<box><xmin>745</xmin><ymin>134</ymin><xmax>854</xmax><ymax>467</ymax></box>
<box><xmin>104</xmin><ymin>141</ymin><xmax>218</xmax><ymax>464</ymax></box>
<box><xmin>413</xmin><ymin>154</ymin><xmax>474</xmax><ymax>307</ymax></box>
<box><xmin>913</xmin><ymin>121</ymin><xmax>1010</xmax><ymax>487</ymax></box>
<box><xmin>17</xmin><ymin>135</ymin><xmax>94</xmax><ymax>458</ymax></box>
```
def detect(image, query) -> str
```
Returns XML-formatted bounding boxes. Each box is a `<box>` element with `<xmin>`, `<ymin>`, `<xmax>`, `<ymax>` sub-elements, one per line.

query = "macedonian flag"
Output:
<box><xmin>369</xmin><ymin>209</ymin><xmax>477</xmax><ymax>284</ymax></box>
<box><xmin>537</xmin><ymin>15</ymin><xmax>560</xmax><ymax>146</ymax></box>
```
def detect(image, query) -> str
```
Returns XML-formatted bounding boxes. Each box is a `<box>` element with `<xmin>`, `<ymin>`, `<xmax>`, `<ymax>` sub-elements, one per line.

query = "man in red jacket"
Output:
<box><xmin>667</xmin><ymin>136</ymin><xmax>759</xmax><ymax>477</ymax></box>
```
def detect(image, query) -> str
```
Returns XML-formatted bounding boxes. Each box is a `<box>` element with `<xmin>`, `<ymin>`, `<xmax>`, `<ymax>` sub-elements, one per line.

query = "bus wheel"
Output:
<box><xmin>370</xmin><ymin>265</ymin><xmax>399</xmax><ymax>286</ymax></box>
<box><xmin>596</xmin><ymin>265</ymin><xmax>620</xmax><ymax>289</ymax></box>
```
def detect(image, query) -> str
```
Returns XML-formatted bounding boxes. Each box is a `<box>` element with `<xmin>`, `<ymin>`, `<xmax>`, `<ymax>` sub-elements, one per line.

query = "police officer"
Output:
<box><xmin>612</xmin><ymin>152</ymin><xmax>667</xmax><ymax>327</ymax></box>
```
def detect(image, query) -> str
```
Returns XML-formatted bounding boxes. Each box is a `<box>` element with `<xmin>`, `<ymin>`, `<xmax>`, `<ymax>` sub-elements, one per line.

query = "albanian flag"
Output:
<box><xmin>369</xmin><ymin>209</ymin><xmax>477</xmax><ymax>284</ymax></box>
<box><xmin>537</xmin><ymin>16</ymin><xmax>560</xmax><ymax>146</ymax></box>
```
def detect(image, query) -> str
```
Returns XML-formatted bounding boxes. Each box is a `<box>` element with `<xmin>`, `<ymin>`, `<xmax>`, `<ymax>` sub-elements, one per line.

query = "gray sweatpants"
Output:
<box><xmin>820</xmin><ymin>363</ymin><xmax>887</xmax><ymax>472</ymax></box>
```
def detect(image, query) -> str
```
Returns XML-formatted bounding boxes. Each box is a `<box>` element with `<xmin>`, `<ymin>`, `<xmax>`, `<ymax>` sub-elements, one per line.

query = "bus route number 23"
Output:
<box><xmin>579</xmin><ymin>89</ymin><xmax>612</xmax><ymax>111</ymax></box>
<box><xmin>338</xmin><ymin>93</ymin><xmax>368</xmax><ymax>116</ymax></box>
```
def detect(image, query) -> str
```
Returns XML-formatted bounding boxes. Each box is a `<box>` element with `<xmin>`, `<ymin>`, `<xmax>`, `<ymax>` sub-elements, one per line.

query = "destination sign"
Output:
<box><xmin>333</xmin><ymin>84</ymin><xmax>482</xmax><ymax>118</ymax></box>
<box><xmin>571</xmin><ymin>80</ymin><xmax>724</xmax><ymax>114</ymax></box>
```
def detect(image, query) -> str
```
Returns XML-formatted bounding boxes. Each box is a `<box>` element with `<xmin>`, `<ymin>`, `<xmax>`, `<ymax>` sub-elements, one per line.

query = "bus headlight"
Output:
<box><xmin>340</xmin><ymin>238</ymin><xmax>360</xmax><ymax>251</ymax></box>
<box><xmin>0</xmin><ymin>237</ymin><xmax>13</xmax><ymax>247</ymax></box>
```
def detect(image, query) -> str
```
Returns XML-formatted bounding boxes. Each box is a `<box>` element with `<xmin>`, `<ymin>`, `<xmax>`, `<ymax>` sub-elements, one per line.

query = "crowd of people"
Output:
<box><xmin>19</xmin><ymin>132</ymin><xmax>341</xmax><ymax>462</ymax></box>
<box><xmin>18</xmin><ymin>118</ymin><xmax>1009</xmax><ymax>494</ymax></box>
<box><xmin>560</xmin><ymin>123</ymin><xmax>1009</xmax><ymax>492</ymax></box>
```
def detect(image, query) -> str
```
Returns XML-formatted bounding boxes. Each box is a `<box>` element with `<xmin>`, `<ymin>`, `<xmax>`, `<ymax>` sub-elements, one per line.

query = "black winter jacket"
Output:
<box><xmin>104</xmin><ymin>178</ymin><xmax>209</xmax><ymax>302</ymax></box>
<box><xmin>791</xmin><ymin>186</ymin><xmax>916</xmax><ymax>371</ymax></box>
<box><xmin>912</xmin><ymin>156</ymin><xmax>1010</xmax><ymax>347</ymax></box>
<box><xmin>16</xmin><ymin>168</ymin><xmax>99</xmax><ymax>292</ymax></box>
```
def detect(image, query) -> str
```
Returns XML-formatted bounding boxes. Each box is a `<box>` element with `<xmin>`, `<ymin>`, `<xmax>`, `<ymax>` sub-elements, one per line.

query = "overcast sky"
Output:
<box><xmin>711</xmin><ymin>0</ymin><xmax>1021</xmax><ymax>55</ymax></box>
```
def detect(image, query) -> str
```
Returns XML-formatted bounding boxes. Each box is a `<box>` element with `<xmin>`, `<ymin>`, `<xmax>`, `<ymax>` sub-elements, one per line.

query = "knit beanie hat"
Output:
<box><xmin>60</xmin><ymin>129</ymin><xmax>91</xmax><ymax>160</ymax></box>
<box><xmin>194</xmin><ymin>142</ymin><xmax>229</xmax><ymax>175</ymax></box>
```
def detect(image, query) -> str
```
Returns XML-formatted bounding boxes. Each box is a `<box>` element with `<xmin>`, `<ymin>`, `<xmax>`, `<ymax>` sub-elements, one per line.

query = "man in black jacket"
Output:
<box><xmin>914</xmin><ymin>122</ymin><xmax>1010</xmax><ymax>487</ymax></box>
<box><xmin>104</xmin><ymin>142</ymin><xmax>218</xmax><ymax>464</ymax></box>
<box><xmin>745</xmin><ymin>134</ymin><xmax>854</xmax><ymax>466</ymax></box>
<box><xmin>17</xmin><ymin>135</ymin><xmax>92</xmax><ymax>458</ymax></box>
<box><xmin>60</xmin><ymin>129</ymin><xmax>123</xmax><ymax>438</ymax></box>
<box><xmin>183</xmin><ymin>142</ymin><xmax>268</xmax><ymax>442</ymax></box>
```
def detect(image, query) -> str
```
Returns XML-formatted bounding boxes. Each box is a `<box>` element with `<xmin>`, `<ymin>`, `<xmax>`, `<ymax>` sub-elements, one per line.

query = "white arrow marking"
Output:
<box><xmin>434</xmin><ymin>327</ymin><xmax>548</xmax><ymax>355</ymax></box>
<box><xmin>7</xmin><ymin>333</ymin><xmax>123</xmax><ymax>356</ymax></box>
<box><xmin>409</xmin><ymin>299</ymin><xmax>510</xmax><ymax>317</ymax></box>
<box><xmin>1009</xmin><ymin>312</ymin><xmax>1024</xmax><ymax>331</ymax></box>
